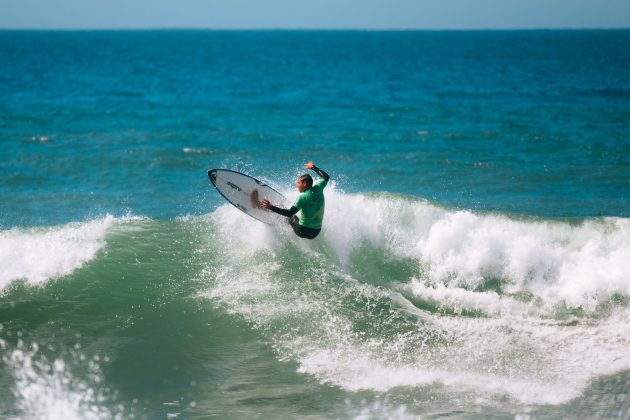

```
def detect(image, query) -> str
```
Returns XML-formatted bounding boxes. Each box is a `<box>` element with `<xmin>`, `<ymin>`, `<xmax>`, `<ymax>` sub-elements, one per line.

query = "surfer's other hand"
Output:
<box><xmin>261</xmin><ymin>199</ymin><xmax>271</xmax><ymax>209</ymax></box>
<box><xmin>305</xmin><ymin>161</ymin><xmax>315</xmax><ymax>170</ymax></box>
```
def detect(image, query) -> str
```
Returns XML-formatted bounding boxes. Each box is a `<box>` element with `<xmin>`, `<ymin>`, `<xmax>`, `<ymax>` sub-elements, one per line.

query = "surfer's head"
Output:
<box><xmin>296</xmin><ymin>174</ymin><xmax>313</xmax><ymax>192</ymax></box>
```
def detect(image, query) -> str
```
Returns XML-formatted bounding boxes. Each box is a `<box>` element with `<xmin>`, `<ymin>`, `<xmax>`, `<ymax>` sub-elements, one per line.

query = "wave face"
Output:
<box><xmin>200</xmin><ymin>189</ymin><xmax>630</xmax><ymax>407</ymax></box>
<box><xmin>0</xmin><ymin>192</ymin><xmax>629</xmax><ymax>418</ymax></box>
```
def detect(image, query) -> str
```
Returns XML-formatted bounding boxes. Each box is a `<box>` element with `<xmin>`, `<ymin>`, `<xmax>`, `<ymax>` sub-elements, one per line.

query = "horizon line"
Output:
<box><xmin>1</xmin><ymin>26</ymin><xmax>629</xmax><ymax>32</ymax></box>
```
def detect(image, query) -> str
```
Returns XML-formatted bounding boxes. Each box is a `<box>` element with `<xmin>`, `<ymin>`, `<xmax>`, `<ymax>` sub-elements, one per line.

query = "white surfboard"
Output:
<box><xmin>208</xmin><ymin>169</ymin><xmax>290</xmax><ymax>225</ymax></box>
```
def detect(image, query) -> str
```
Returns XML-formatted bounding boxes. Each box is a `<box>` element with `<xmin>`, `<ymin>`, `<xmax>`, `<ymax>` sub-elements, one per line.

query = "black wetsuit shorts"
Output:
<box><xmin>290</xmin><ymin>216</ymin><xmax>321</xmax><ymax>240</ymax></box>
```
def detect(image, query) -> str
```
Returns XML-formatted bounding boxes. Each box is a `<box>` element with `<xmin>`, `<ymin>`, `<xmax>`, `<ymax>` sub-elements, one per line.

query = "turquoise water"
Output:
<box><xmin>1</xmin><ymin>30</ymin><xmax>629</xmax><ymax>418</ymax></box>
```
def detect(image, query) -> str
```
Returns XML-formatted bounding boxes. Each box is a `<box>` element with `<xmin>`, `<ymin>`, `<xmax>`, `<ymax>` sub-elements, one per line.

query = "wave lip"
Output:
<box><xmin>0</xmin><ymin>215</ymin><xmax>115</xmax><ymax>291</ymax></box>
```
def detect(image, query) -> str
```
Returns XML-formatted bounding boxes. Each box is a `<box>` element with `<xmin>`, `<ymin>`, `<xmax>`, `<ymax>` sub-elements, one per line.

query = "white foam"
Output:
<box><xmin>322</xmin><ymin>189</ymin><xmax>440</xmax><ymax>264</ymax></box>
<box><xmin>5</xmin><ymin>341</ymin><xmax>123</xmax><ymax>420</ymax></box>
<box><xmin>298</xmin><ymin>346</ymin><xmax>575</xmax><ymax>405</ymax></box>
<box><xmin>0</xmin><ymin>216</ymin><xmax>116</xmax><ymax>291</ymax></box>
<box><xmin>413</xmin><ymin>212</ymin><xmax>630</xmax><ymax>312</ymax></box>
<box><xmin>208</xmin><ymin>204</ymin><xmax>280</xmax><ymax>253</ymax></box>
<box><xmin>202</xmin><ymin>190</ymin><xmax>630</xmax><ymax>405</ymax></box>
<box><xmin>182</xmin><ymin>147</ymin><xmax>217</xmax><ymax>155</ymax></box>
<box><xmin>323</xmin><ymin>192</ymin><xmax>630</xmax><ymax>312</ymax></box>
<box><xmin>404</xmin><ymin>280</ymin><xmax>523</xmax><ymax>317</ymax></box>
<box><xmin>291</xmin><ymin>305</ymin><xmax>630</xmax><ymax>405</ymax></box>
<box><xmin>344</xmin><ymin>397</ymin><xmax>412</xmax><ymax>420</ymax></box>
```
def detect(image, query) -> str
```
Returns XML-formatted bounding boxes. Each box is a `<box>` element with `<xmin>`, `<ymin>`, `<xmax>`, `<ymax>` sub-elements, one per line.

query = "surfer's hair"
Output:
<box><xmin>299</xmin><ymin>174</ymin><xmax>313</xmax><ymax>188</ymax></box>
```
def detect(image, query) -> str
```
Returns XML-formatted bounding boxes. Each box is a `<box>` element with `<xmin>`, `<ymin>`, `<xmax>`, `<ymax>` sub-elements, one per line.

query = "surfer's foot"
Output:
<box><xmin>250</xmin><ymin>189</ymin><xmax>260</xmax><ymax>208</ymax></box>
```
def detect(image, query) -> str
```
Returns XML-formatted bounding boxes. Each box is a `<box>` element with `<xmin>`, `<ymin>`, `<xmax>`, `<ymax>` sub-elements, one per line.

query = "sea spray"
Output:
<box><xmin>201</xmin><ymin>191</ymin><xmax>630</xmax><ymax>405</ymax></box>
<box><xmin>3</xmin><ymin>339</ymin><xmax>124</xmax><ymax>420</ymax></box>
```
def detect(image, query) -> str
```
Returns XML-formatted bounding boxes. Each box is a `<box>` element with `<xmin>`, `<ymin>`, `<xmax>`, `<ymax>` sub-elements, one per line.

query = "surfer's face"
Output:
<box><xmin>296</xmin><ymin>178</ymin><xmax>308</xmax><ymax>192</ymax></box>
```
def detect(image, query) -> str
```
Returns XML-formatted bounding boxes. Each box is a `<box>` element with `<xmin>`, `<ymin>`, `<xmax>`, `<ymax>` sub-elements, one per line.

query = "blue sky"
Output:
<box><xmin>1</xmin><ymin>0</ymin><xmax>629</xmax><ymax>29</ymax></box>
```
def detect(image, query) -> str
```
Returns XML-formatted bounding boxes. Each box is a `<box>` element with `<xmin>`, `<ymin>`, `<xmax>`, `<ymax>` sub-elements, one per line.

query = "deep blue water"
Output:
<box><xmin>1</xmin><ymin>31</ymin><xmax>629</xmax><ymax>419</ymax></box>
<box><xmin>1</xmin><ymin>30</ymin><xmax>629</xmax><ymax>228</ymax></box>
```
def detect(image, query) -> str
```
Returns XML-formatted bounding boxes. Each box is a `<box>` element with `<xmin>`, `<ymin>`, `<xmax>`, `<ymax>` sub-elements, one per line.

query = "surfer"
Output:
<box><xmin>260</xmin><ymin>161</ymin><xmax>329</xmax><ymax>239</ymax></box>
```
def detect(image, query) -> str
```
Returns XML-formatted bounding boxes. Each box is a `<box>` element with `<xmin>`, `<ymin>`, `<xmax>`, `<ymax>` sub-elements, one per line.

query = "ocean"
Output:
<box><xmin>1</xmin><ymin>30</ymin><xmax>629</xmax><ymax>419</ymax></box>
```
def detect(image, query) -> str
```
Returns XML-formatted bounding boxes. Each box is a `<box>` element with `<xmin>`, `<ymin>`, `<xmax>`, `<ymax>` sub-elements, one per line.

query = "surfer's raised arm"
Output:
<box><xmin>305</xmin><ymin>161</ymin><xmax>329</xmax><ymax>182</ymax></box>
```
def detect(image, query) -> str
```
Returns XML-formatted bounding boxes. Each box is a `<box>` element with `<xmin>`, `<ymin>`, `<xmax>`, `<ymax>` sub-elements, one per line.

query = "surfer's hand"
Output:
<box><xmin>305</xmin><ymin>161</ymin><xmax>315</xmax><ymax>170</ymax></box>
<box><xmin>261</xmin><ymin>199</ymin><xmax>271</xmax><ymax>209</ymax></box>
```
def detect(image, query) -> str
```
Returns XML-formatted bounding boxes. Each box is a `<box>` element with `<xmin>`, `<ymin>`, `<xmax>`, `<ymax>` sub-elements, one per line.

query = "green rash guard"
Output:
<box><xmin>293</xmin><ymin>178</ymin><xmax>328</xmax><ymax>229</ymax></box>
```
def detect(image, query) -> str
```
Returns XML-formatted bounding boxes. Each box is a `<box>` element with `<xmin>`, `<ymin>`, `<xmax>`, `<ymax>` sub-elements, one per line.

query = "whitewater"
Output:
<box><xmin>3</xmin><ymin>188</ymin><xmax>628</xmax><ymax>417</ymax></box>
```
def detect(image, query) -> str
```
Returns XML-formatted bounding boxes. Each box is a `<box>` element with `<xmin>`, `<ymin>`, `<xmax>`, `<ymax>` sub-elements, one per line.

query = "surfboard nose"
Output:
<box><xmin>208</xmin><ymin>170</ymin><xmax>217</xmax><ymax>183</ymax></box>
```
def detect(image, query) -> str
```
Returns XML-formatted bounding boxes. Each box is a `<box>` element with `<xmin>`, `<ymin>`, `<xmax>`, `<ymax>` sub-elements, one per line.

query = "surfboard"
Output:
<box><xmin>208</xmin><ymin>169</ymin><xmax>290</xmax><ymax>225</ymax></box>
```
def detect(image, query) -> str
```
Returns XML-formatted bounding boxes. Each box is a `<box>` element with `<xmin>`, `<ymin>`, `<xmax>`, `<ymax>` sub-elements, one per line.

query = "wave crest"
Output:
<box><xmin>0</xmin><ymin>216</ymin><xmax>116</xmax><ymax>291</ymax></box>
